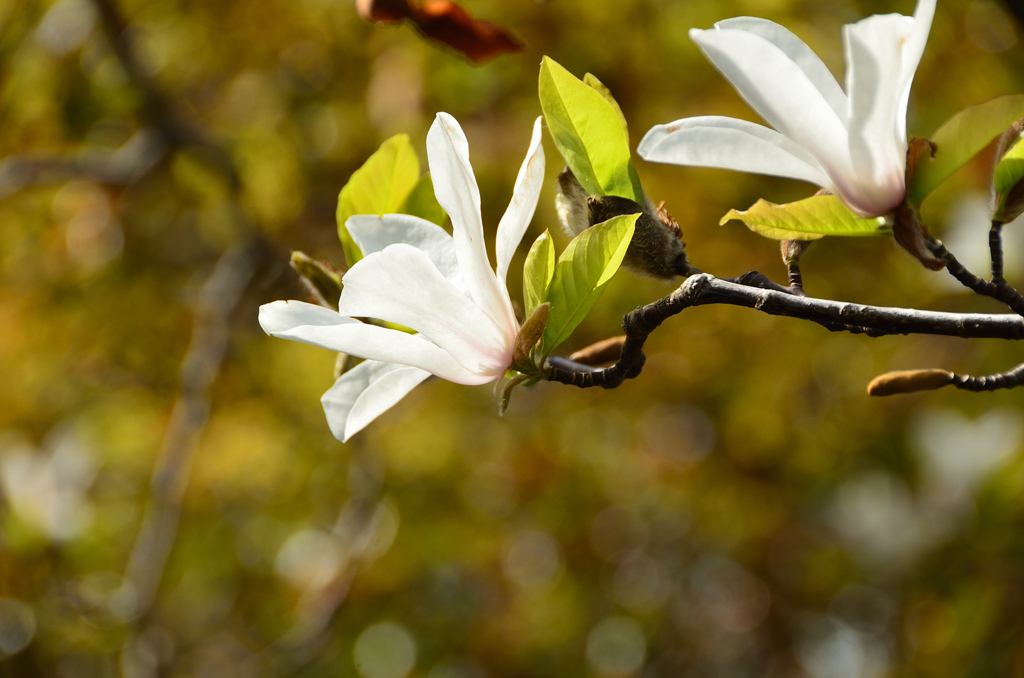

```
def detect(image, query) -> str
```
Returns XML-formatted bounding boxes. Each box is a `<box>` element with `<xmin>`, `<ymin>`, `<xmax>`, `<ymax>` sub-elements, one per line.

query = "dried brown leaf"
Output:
<box><xmin>357</xmin><ymin>0</ymin><xmax>523</xmax><ymax>63</ymax></box>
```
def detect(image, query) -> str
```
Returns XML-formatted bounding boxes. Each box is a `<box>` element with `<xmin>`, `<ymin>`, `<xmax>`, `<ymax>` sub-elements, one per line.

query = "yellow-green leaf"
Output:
<box><xmin>909</xmin><ymin>94</ymin><xmax>1024</xmax><ymax>205</ymax></box>
<box><xmin>336</xmin><ymin>134</ymin><xmax>420</xmax><ymax>266</ymax></box>
<box><xmin>721</xmin><ymin>195</ymin><xmax>890</xmax><ymax>240</ymax></box>
<box><xmin>399</xmin><ymin>172</ymin><xmax>447</xmax><ymax>227</ymax></box>
<box><xmin>523</xmin><ymin>230</ymin><xmax>556</xmax><ymax>316</ymax></box>
<box><xmin>539</xmin><ymin>57</ymin><xmax>644</xmax><ymax>204</ymax></box>
<box><xmin>583</xmin><ymin>73</ymin><xmax>628</xmax><ymax>135</ymax></box>
<box><xmin>541</xmin><ymin>213</ymin><xmax>638</xmax><ymax>355</ymax></box>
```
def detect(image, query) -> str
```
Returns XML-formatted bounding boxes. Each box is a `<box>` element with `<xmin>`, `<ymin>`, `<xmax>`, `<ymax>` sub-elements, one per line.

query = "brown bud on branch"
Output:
<box><xmin>866</xmin><ymin>369</ymin><xmax>953</xmax><ymax>396</ymax></box>
<box><xmin>555</xmin><ymin>168</ymin><xmax>690</xmax><ymax>280</ymax></box>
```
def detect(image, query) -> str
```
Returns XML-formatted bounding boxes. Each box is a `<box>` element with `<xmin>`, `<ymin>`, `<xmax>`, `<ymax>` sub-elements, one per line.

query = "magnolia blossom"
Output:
<box><xmin>638</xmin><ymin>0</ymin><xmax>936</xmax><ymax>217</ymax></box>
<box><xmin>260</xmin><ymin>113</ymin><xmax>544</xmax><ymax>441</ymax></box>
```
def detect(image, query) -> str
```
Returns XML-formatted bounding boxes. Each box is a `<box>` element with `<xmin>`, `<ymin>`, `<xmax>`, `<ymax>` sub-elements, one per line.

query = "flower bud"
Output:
<box><xmin>867</xmin><ymin>369</ymin><xmax>952</xmax><ymax>396</ymax></box>
<box><xmin>290</xmin><ymin>251</ymin><xmax>344</xmax><ymax>309</ymax></box>
<box><xmin>512</xmin><ymin>302</ymin><xmax>549</xmax><ymax>374</ymax></box>
<box><xmin>993</xmin><ymin>117</ymin><xmax>1024</xmax><ymax>223</ymax></box>
<box><xmin>555</xmin><ymin>168</ymin><xmax>689</xmax><ymax>280</ymax></box>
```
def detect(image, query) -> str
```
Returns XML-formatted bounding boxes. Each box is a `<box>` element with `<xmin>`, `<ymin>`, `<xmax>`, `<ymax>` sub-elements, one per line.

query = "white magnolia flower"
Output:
<box><xmin>260</xmin><ymin>113</ymin><xmax>545</xmax><ymax>441</ymax></box>
<box><xmin>638</xmin><ymin>0</ymin><xmax>936</xmax><ymax>217</ymax></box>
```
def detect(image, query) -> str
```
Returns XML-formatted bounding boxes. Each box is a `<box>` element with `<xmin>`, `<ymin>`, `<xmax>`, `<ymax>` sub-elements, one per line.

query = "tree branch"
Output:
<box><xmin>931</xmin><ymin>240</ymin><xmax>1024</xmax><ymax>316</ymax></box>
<box><xmin>548</xmin><ymin>273</ymin><xmax>1024</xmax><ymax>389</ymax></box>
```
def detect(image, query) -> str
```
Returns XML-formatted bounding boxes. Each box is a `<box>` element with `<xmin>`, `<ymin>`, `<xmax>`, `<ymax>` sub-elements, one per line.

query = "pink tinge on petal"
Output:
<box><xmin>833</xmin><ymin>170</ymin><xmax>906</xmax><ymax>217</ymax></box>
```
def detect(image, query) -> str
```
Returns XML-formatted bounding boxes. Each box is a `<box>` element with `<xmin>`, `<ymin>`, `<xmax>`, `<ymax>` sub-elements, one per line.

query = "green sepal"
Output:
<box><xmin>720</xmin><ymin>195</ymin><xmax>890</xmax><ymax>240</ymax></box>
<box><xmin>289</xmin><ymin>251</ymin><xmax>343</xmax><ymax>308</ymax></box>
<box><xmin>541</xmin><ymin>213</ymin><xmax>638</xmax><ymax>356</ymax></box>
<box><xmin>494</xmin><ymin>371</ymin><xmax>535</xmax><ymax>416</ymax></box>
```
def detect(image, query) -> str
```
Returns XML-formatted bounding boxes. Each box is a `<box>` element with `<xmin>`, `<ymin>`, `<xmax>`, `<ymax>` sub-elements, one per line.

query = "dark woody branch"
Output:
<box><xmin>547</xmin><ymin>273</ymin><xmax>1024</xmax><ymax>390</ymax></box>
<box><xmin>930</xmin><ymin>240</ymin><xmax>1024</xmax><ymax>316</ymax></box>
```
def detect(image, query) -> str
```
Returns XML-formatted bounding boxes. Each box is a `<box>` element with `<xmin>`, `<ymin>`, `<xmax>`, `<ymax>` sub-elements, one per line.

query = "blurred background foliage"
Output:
<box><xmin>2</xmin><ymin>0</ymin><xmax>1024</xmax><ymax>676</ymax></box>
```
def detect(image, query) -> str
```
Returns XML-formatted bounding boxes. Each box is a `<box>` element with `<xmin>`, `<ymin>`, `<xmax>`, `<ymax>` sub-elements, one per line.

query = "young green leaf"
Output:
<box><xmin>337</xmin><ymin>134</ymin><xmax>421</xmax><ymax>266</ymax></box>
<box><xmin>583</xmin><ymin>73</ymin><xmax>628</xmax><ymax>134</ymax></box>
<box><xmin>399</xmin><ymin>172</ymin><xmax>447</xmax><ymax>226</ymax></box>
<box><xmin>908</xmin><ymin>94</ymin><xmax>1024</xmax><ymax>206</ymax></box>
<box><xmin>523</xmin><ymin>230</ymin><xmax>556</xmax><ymax>316</ymax></box>
<box><xmin>994</xmin><ymin>134</ymin><xmax>1024</xmax><ymax>222</ymax></box>
<box><xmin>539</xmin><ymin>57</ymin><xmax>644</xmax><ymax>204</ymax></box>
<box><xmin>720</xmin><ymin>195</ymin><xmax>890</xmax><ymax>240</ymax></box>
<box><xmin>541</xmin><ymin>213</ymin><xmax>638</xmax><ymax>355</ymax></box>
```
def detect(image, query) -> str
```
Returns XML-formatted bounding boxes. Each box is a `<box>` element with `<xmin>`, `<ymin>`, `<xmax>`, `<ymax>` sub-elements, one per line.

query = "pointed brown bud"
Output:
<box><xmin>892</xmin><ymin>203</ymin><xmax>946</xmax><ymax>271</ymax></box>
<box><xmin>781</xmin><ymin>239</ymin><xmax>813</xmax><ymax>265</ymax></box>
<box><xmin>993</xmin><ymin>118</ymin><xmax>1024</xmax><ymax>223</ymax></box>
<box><xmin>512</xmin><ymin>302</ymin><xmax>549</xmax><ymax>374</ymax></box>
<box><xmin>867</xmin><ymin>369</ymin><xmax>953</xmax><ymax>396</ymax></box>
<box><xmin>555</xmin><ymin>167</ymin><xmax>689</xmax><ymax>280</ymax></box>
<box><xmin>994</xmin><ymin>117</ymin><xmax>1024</xmax><ymax>162</ymax></box>
<box><xmin>290</xmin><ymin>251</ymin><xmax>344</xmax><ymax>309</ymax></box>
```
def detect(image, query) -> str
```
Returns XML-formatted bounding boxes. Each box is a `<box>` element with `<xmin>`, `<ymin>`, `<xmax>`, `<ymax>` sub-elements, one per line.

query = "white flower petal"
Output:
<box><xmin>260</xmin><ymin>299</ymin><xmax>360</xmax><ymax>339</ymax></box>
<box><xmin>637</xmin><ymin>116</ymin><xmax>832</xmax><ymax>188</ymax></box>
<box><xmin>843</xmin><ymin>13</ymin><xmax>913</xmax><ymax>214</ymax></box>
<box><xmin>264</xmin><ymin>305</ymin><xmax>485</xmax><ymax>383</ymax></box>
<box><xmin>896</xmin><ymin>0</ymin><xmax>937</xmax><ymax>143</ymax></box>
<box><xmin>689</xmin><ymin>26</ymin><xmax>853</xmax><ymax>181</ymax></box>
<box><xmin>339</xmin><ymin>243</ymin><xmax>511</xmax><ymax>376</ymax></box>
<box><xmin>426</xmin><ymin>113</ymin><xmax>513</xmax><ymax>333</ymax></box>
<box><xmin>496</xmin><ymin>117</ymin><xmax>545</xmax><ymax>292</ymax></box>
<box><xmin>321</xmin><ymin>361</ymin><xmax>431</xmax><ymax>442</ymax></box>
<box><xmin>346</xmin><ymin>213</ymin><xmax>461</xmax><ymax>287</ymax></box>
<box><xmin>715</xmin><ymin>17</ymin><xmax>848</xmax><ymax>124</ymax></box>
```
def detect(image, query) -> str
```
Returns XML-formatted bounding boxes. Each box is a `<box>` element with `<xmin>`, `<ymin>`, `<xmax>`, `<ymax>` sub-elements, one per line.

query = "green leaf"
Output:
<box><xmin>995</xmin><ymin>142</ymin><xmax>1024</xmax><ymax>223</ymax></box>
<box><xmin>720</xmin><ymin>195</ymin><xmax>890</xmax><ymax>240</ymax></box>
<box><xmin>399</xmin><ymin>172</ymin><xmax>447</xmax><ymax>226</ymax></box>
<box><xmin>539</xmin><ymin>57</ymin><xmax>644</xmax><ymax>204</ymax></box>
<box><xmin>337</xmin><ymin>134</ymin><xmax>421</xmax><ymax>266</ymax></box>
<box><xmin>541</xmin><ymin>213</ymin><xmax>638</xmax><ymax>355</ymax></box>
<box><xmin>583</xmin><ymin>73</ymin><xmax>628</xmax><ymax>134</ymax></box>
<box><xmin>523</xmin><ymin>230</ymin><xmax>556</xmax><ymax>316</ymax></box>
<box><xmin>909</xmin><ymin>94</ymin><xmax>1024</xmax><ymax>205</ymax></box>
<box><xmin>991</xmin><ymin>133</ymin><xmax>1024</xmax><ymax>205</ymax></box>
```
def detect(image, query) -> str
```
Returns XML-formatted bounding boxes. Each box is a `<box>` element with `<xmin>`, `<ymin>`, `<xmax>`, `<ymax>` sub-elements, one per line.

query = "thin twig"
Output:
<box><xmin>950</xmin><ymin>361</ymin><xmax>1024</xmax><ymax>391</ymax></box>
<box><xmin>990</xmin><ymin>219</ymin><xmax>1005</xmax><ymax>281</ymax></box>
<box><xmin>932</xmin><ymin>241</ymin><xmax>1024</xmax><ymax>316</ymax></box>
<box><xmin>548</xmin><ymin>273</ymin><xmax>1024</xmax><ymax>389</ymax></box>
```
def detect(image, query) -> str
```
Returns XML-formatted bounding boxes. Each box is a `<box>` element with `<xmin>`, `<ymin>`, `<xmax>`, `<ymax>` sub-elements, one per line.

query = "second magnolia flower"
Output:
<box><xmin>638</xmin><ymin>0</ymin><xmax>936</xmax><ymax>218</ymax></box>
<box><xmin>260</xmin><ymin>113</ymin><xmax>545</xmax><ymax>441</ymax></box>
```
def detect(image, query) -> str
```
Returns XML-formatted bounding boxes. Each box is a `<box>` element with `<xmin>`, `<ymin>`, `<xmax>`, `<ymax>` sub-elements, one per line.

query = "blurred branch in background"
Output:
<box><xmin>123</xmin><ymin>237</ymin><xmax>265</xmax><ymax>618</ymax></box>
<box><xmin>266</xmin><ymin>448</ymin><xmax>392</xmax><ymax>675</ymax></box>
<box><xmin>0</xmin><ymin>129</ymin><xmax>165</xmax><ymax>198</ymax></box>
<box><xmin>82</xmin><ymin>0</ymin><xmax>269</xmax><ymax>622</ymax></box>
